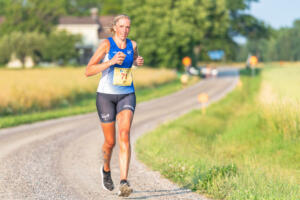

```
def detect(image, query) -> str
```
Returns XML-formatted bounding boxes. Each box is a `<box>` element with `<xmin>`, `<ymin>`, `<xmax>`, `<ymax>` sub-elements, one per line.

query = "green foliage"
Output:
<box><xmin>230</xmin><ymin>14</ymin><xmax>271</xmax><ymax>40</ymax></box>
<box><xmin>200</xmin><ymin>0</ymin><xmax>270</xmax><ymax>61</ymax></box>
<box><xmin>0</xmin><ymin>0</ymin><xmax>123</xmax><ymax>35</ymax></box>
<box><xmin>0</xmin><ymin>30</ymin><xmax>80</xmax><ymax>65</ymax></box>
<box><xmin>0</xmin><ymin>0</ymin><xmax>123</xmax><ymax>18</ymax></box>
<box><xmin>195</xmin><ymin>164</ymin><xmax>238</xmax><ymax>192</ymax></box>
<box><xmin>124</xmin><ymin>0</ymin><xmax>271</xmax><ymax>66</ymax></box>
<box><xmin>61</xmin><ymin>0</ymin><xmax>122</xmax><ymax>16</ymax></box>
<box><xmin>224</xmin><ymin>0</ymin><xmax>271</xmax><ymax>61</ymax></box>
<box><xmin>0</xmin><ymin>35</ymin><xmax>11</xmax><ymax>64</ymax></box>
<box><xmin>226</xmin><ymin>0</ymin><xmax>270</xmax><ymax>40</ymax></box>
<box><xmin>0</xmin><ymin>32</ymin><xmax>46</xmax><ymax>66</ymax></box>
<box><xmin>0</xmin><ymin>0</ymin><xmax>270</xmax><ymax>64</ymax></box>
<box><xmin>0</xmin><ymin>0</ymin><xmax>66</xmax><ymax>35</ymax></box>
<box><xmin>41</xmin><ymin>31</ymin><xmax>81</xmax><ymax>64</ymax></box>
<box><xmin>136</xmin><ymin>68</ymin><xmax>300</xmax><ymax>199</ymax></box>
<box><xmin>238</xmin><ymin>19</ymin><xmax>300</xmax><ymax>61</ymax></box>
<box><xmin>226</xmin><ymin>0</ymin><xmax>258</xmax><ymax>11</ymax></box>
<box><xmin>0</xmin><ymin>0</ymin><xmax>9</xmax><ymax>15</ymax></box>
<box><xmin>100</xmin><ymin>0</ymin><xmax>123</xmax><ymax>15</ymax></box>
<box><xmin>124</xmin><ymin>0</ymin><xmax>230</xmax><ymax>68</ymax></box>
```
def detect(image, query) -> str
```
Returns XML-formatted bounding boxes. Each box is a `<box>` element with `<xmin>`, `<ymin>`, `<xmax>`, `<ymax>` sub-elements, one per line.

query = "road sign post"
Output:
<box><xmin>198</xmin><ymin>93</ymin><xmax>209</xmax><ymax>115</ymax></box>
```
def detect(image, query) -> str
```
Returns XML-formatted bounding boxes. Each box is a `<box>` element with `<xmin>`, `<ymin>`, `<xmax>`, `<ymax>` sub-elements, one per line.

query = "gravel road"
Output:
<box><xmin>0</xmin><ymin>68</ymin><xmax>238</xmax><ymax>200</ymax></box>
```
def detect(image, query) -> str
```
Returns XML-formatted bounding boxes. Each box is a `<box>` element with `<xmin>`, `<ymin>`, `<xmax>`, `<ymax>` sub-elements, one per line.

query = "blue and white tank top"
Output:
<box><xmin>97</xmin><ymin>37</ymin><xmax>135</xmax><ymax>94</ymax></box>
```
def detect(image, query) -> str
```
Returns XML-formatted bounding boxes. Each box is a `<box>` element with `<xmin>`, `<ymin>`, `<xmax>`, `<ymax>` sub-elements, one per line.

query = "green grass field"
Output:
<box><xmin>136</xmin><ymin>67</ymin><xmax>300</xmax><ymax>200</ymax></box>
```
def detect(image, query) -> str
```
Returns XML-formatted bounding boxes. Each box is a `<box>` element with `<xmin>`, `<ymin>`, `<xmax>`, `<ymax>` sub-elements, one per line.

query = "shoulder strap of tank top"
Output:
<box><xmin>108</xmin><ymin>37</ymin><xmax>117</xmax><ymax>50</ymax></box>
<box><xmin>126</xmin><ymin>39</ymin><xmax>133</xmax><ymax>50</ymax></box>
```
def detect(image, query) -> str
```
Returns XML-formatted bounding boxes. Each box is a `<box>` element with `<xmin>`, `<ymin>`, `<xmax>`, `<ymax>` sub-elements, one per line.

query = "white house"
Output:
<box><xmin>0</xmin><ymin>10</ymin><xmax>114</xmax><ymax>67</ymax></box>
<box><xmin>57</xmin><ymin>13</ymin><xmax>114</xmax><ymax>64</ymax></box>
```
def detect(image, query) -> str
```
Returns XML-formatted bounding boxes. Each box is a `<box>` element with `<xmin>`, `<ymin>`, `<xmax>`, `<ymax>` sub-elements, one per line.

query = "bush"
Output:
<box><xmin>0</xmin><ymin>35</ymin><xmax>12</xmax><ymax>64</ymax></box>
<box><xmin>41</xmin><ymin>30</ymin><xmax>82</xmax><ymax>65</ymax></box>
<box><xmin>0</xmin><ymin>32</ymin><xmax>46</xmax><ymax>66</ymax></box>
<box><xmin>0</xmin><ymin>30</ymin><xmax>82</xmax><ymax>66</ymax></box>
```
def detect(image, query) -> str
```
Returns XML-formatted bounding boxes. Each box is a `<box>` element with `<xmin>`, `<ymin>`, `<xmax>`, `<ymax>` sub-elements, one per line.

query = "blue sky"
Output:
<box><xmin>249</xmin><ymin>0</ymin><xmax>300</xmax><ymax>29</ymax></box>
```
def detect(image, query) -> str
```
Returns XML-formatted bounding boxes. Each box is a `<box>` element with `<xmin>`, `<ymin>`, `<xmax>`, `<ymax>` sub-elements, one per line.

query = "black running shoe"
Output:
<box><xmin>101</xmin><ymin>166</ymin><xmax>114</xmax><ymax>191</ymax></box>
<box><xmin>118</xmin><ymin>179</ymin><xmax>133</xmax><ymax>197</ymax></box>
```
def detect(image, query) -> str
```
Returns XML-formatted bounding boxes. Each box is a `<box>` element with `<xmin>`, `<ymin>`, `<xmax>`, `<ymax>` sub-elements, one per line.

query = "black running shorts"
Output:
<box><xmin>96</xmin><ymin>92</ymin><xmax>136</xmax><ymax>123</ymax></box>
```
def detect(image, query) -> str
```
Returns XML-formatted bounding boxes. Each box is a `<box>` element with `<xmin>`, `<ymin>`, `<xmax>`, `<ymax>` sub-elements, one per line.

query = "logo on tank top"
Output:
<box><xmin>127</xmin><ymin>50</ymin><xmax>132</xmax><ymax>55</ymax></box>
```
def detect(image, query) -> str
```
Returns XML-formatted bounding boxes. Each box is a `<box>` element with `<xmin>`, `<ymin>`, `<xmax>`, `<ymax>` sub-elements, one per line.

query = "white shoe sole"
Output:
<box><xmin>100</xmin><ymin>165</ymin><xmax>114</xmax><ymax>191</ymax></box>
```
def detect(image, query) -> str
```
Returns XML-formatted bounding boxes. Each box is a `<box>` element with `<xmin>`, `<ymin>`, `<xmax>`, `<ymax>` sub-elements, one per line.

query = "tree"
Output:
<box><xmin>62</xmin><ymin>0</ymin><xmax>123</xmax><ymax>16</ymax></box>
<box><xmin>0</xmin><ymin>0</ymin><xmax>66</xmax><ymax>35</ymax></box>
<box><xmin>100</xmin><ymin>0</ymin><xmax>123</xmax><ymax>15</ymax></box>
<box><xmin>41</xmin><ymin>30</ymin><xmax>82</xmax><ymax>64</ymax></box>
<box><xmin>124</xmin><ymin>0</ymin><xmax>229</xmax><ymax>68</ymax></box>
<box><xmin>0</xmin><ymin>32</ymin><xmax>46</xmax><ymax>67</ymax></box>
<box><xmin>0</xmin><ymin>31</ymin><xmax>81</xmax><ymax>66</ymax></box>
<box><xmin>40</xmin><ymin>0</ymin><xmax>124</xmax><ymax>16</ymax></box>
<box><xmin>226</xmin><ymin>0</ymin><xmax>270</xmax><ymax>40</ymax></box>
<box><xmin>0</xmin><ymin>0</ymin><xmax>123</xmax><ymax>36</ymax></box>
<box><xmin>0</xmin><ymin>34</ymin><xmax>11</xmax><ymax>64</ymax></box>
<box><xmin>0</xmin><ymin>0</ymin><xmax>10</xmax><ymax>15</ymax></box>
<box><xmin>197</xmin><ymin>0</ymin><xmax>233</xmax><ymax>61</ymax></box>
<box><xmin>238</xmin><ymin>19</ymin><xmax>300</xmax><ymax>62</ymax></box>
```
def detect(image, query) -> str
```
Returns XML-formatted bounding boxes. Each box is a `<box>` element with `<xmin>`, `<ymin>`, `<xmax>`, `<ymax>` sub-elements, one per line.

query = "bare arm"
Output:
<box><xmin>132</xmin><ymin>40</ymin><xmax>144</xmax><ymax>66</ymax></box>
<box><xmin>85</xmin><ymin>39</ymin><xmax>112</xmax><ymax>77</ymax></box>
<box><xmin>132</xmin><ymin>40</ymin><xmax>138</xmax><ymax>66</ymax></box>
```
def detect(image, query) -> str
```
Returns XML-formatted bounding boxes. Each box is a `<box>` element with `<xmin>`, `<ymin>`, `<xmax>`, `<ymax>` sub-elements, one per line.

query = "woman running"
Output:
<box><xmin>85</xmin><ymin>14</ymin><xmax>144</xmax><ymax>197</ymax></box>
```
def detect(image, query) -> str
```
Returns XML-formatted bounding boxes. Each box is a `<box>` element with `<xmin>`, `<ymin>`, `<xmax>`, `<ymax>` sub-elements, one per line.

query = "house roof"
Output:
<box><xmin>59</xmin><ymin>16</ymin><xmax>114</xmax><ymax>38</ymax></box>
<box><xmin>0</xmin><ymin>15</ymin><xmax>114</xmax><ymax>25</ymax></box>
<box><xmin>59</xmin><ymin>16</ymin><xmax>114</xmax><ymax>26</ymax></box>
<box><xmin>98</xmin><ymin>16</ymin><xmax>114</xmax><ymax>38</ymax></box>
<box><xmin>59</xmin><ymin>16</ymin><xmax>98</xmax><ymax>25</ymax></box>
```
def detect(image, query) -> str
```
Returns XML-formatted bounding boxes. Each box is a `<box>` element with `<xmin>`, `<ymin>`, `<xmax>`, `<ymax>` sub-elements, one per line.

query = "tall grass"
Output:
<box><xmin>136</xmin><ymin>67</ymin><xmax>300</xmax><ymax>200</ymax></box>
<box><xmin>258</xmin><ymin>66</ymin><xmax>300</xmax><ymax>139</ymax></box>
<box><xmin>0</xmin><ymin>67</ymin><xmax>176</xmax><ymax>115</ymax></box>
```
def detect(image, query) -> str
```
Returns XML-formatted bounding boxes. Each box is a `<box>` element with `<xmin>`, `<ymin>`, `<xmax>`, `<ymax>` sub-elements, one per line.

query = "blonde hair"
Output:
<box><xmin>110</xmin><ymin>14</ymin><xmax>131</xmax><ymax>34</ymax></box>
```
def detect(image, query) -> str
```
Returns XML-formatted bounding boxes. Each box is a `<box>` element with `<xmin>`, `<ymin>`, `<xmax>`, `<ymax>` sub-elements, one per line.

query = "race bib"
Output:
<box><xmin>113</xmin><ymin>67</ymin><xmax>133</xmax><ymax>86</ymax></box>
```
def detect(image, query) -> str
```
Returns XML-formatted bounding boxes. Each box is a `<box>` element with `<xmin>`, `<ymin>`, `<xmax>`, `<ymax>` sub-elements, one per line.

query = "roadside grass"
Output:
<box><xmin>135</xmin><ymin>67</ymin><xmax>300</xmax><ymax>200</ymax></box>
<box><xmin>0</xmin><ymin>76</ymin><xmax>199</xmax><ymax>128</ymax></box>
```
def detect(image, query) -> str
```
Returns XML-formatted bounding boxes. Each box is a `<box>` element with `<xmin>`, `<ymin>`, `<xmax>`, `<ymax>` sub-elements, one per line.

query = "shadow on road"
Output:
<box><xmin>217</xmin><ymin>68</ymin><xmax>239</xmax><ymax>78</ymax></box>
<box><xmin>126</xmin><ymin>187</ymin><xmax>197</xmax><ymax>199</ymax></box>
<box><xmin>217</xmin><ymin>68</ymin><xmax>261</xmax><ymax>78</ymax></box>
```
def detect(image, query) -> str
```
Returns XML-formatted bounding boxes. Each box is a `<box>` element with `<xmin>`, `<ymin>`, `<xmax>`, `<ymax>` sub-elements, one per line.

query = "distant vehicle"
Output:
<box><xmin>186</xmin><ymin>66</ymin><xmax>200</xmax><ymax>76</ymax></box>
<box><xmin>186</xmin><ymin>65</ymin><xmax>218</xmax><ymax>78</ymax></box>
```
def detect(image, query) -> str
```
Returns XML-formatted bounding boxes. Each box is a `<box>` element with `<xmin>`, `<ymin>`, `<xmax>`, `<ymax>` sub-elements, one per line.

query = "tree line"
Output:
<box><xmin>124</xmin><ymin>0</ymin><xmax>270</xmax><ymax>68</ymax></box>
<box><xmin>237</xmin><ymin>20</ymin><xmax>300</xmax><ymax>62</ymax></box>
<box><xmin>0</xmin><ymin>0</ymin><xmax>120</xmax><ymax>66</ymax></box>
<box><xmin>0</xmin><ymin>0</ymin><xmax>270</xmax><ymax>68</ymax></box>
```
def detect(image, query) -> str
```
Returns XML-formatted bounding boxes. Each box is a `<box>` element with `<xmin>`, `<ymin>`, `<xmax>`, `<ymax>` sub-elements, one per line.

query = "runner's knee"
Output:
<box><xmin>104</xmin><ymin>140</ymin><xmax>115</xmax><ymax>149</ymax></box>
<box><xmin>119</xmin><ymin>130</ymin><xmax>130</xmax><ymax>148</ymax></box>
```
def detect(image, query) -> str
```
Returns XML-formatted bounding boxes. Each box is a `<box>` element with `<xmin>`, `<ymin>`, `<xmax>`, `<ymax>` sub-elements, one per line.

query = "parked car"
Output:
<box><xmin>196</xmin><ymin>66</ymin><xmax>218</xmax><ymax>78</ymax></box>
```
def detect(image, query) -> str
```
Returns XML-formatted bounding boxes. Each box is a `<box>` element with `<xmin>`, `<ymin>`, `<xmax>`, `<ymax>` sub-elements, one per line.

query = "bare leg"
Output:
<box><xmin>101</xmin><ymin>122</ymin><xmax>116</xmax><ymax>172</ymax></box>
<box><xmin>117</xmin><ymin>110</ymin><xmax>134</xmax><ymax>180</ymax></box>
